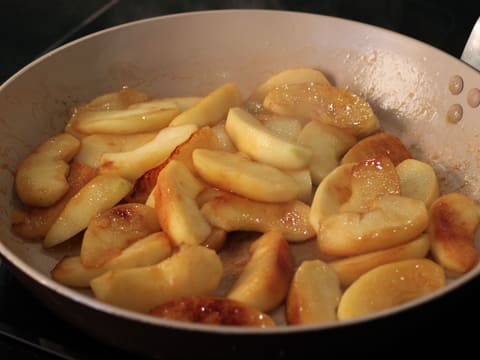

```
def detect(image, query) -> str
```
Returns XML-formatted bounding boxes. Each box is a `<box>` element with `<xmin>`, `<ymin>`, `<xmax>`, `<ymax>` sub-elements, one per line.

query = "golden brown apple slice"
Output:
<box><xmin>429</xmin><ymin>193</ymin><xmax>480</xmax><ymax>274</ymax></box>
<box><xmin>286</xmin><ymin>260</ymin><xmax>341</xmax><ymax>325</ymax></box>
<box><xmin>192</xmin><ymin>149</ymin><xmax>299</xmax><ymax>203</ymax></box>
<box><xmin>263</xmin><ymin>83</ymin><xmax>379</xmax><ymax>137</ymax></box>
<box><xmin>227</xmin><ymin>231</ymin><xmax>294</xmax><ymax>313</ymax></box>
<box><xmin>329</xmin><ymin>234</ymin><xmax>430</xmax><ymax>287</ymax></box>
<box><xmin>74</xmin><ymin>132</ymin><xmax>157</xmax><ymax>168</ymax></box>
<box><xmin>297</xmin><ymin>121</ymin><xmax>357</xmax><ymax>185</ymax></box>
<box><xmin>51</xmin><ymin>232</ymin><xmax>172</xmax><ymax>287</ymax></box>
<box><xmin>155</xmin><ymin>160</ymin><xmax>211</xmax><ymax>246</ymax></box>
<box><xmin>341</xmin><ymin>133</ymin><xmax>411</xmax><ymax>165</ymax></box>
<box><xmin>396</xmin><ymin>159</ymin><xmax>439</xmax><ymax>208</ymax></box>
<box><xmin>201</xmin><ymin>192</ymin><xmax>315</xmax><ymax>242</ymax></box>
<box><xmin>225</xmin><ymin>107</ymin><xmax>312</xmax><ymax>170</ymax></box>
<box><xmin>169</xmin><ymin>82</ymin><xmax>242</xmax><ymax>127</ymax></box>
<box><xmin>43</xmin><ymin>174</ymin><xmax>133</xmax><ymax>248</ymax></box>
<box><xmin>80</xmin><ymin>203</ymin><xmax>161</xmax><ymax>268</ymax></box>
<box><xmin>11</xmin><ymin>162</ymin><xmax>96</xmax><ymax>240</ymax></box>
<box><xmin>150</xmin><ymin>296</ymin><xmax>275</xmax><ymax>327</ymax></box>
<box><xmin>98</xmin><ymin>124</ymin><xmax>197</xmax><ymax>181</ymax></box>
<box><xmin>15</xmin><ymin>133</ymin><xmax>80</xmax><ymax>207</ymax></box>
<box><xmin>317</xmin><ymin>194</ymin><xmax>428</xmax><ymax>256</ymax></box>
<box><xmin>337</xmin><ymin>259</ymin><xmax>445</xmax><ymax>320</ymax></box>
<box><xmin>339</xmin><ymin>156</ymin><xmax>400</xmax><ymax>213</ymax></box>
<box><xmin>309</xmin><ymin>163</ymin><xmax>354</xmax><ymax>233</ymax></box>
<box><xmin>91</xmin><ymin>245</ymin><xmax>223</xmax><ymax>312</ymax></box>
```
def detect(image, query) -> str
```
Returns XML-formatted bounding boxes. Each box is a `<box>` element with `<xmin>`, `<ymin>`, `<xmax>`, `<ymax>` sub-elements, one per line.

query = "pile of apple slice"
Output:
<box><xmin>11</xmin><ymin>68</ymin><xmax>480</xmax><ymax>327</ymax></box>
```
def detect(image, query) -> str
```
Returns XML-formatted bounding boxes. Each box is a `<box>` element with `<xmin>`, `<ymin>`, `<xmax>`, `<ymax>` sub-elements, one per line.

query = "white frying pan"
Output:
<box><xmin>0</xmin><ymin>10</ymin><xmax>479</xmax><ymax>357</ymax></box>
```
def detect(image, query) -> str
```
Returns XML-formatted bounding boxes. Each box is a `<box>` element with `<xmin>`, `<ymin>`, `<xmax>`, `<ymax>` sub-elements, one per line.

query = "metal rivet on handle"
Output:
<box><xmin>447</xmin><ymin>104</ymin><xmax>463</xmax><ymax>123</ymax></box>
<box><xmin>448</xmin><ymin>75</ymin><xmax>464</xmax><ymax>95</ymax></box>
<box><xmin>467</xmin><ymin>88</ymin><xmax>480</xmax><ymax>108</ymax></box>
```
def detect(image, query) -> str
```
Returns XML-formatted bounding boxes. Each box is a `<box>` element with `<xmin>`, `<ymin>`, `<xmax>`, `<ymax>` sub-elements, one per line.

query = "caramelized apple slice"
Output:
<box><xmin>337</xmin><ymin>259</ymin><xmax>445</xmax><ymax>320</ymax></box>
<box><xmin>341</xmin><ymin>133</ymin><xmax>411</xmax><ymax>165</ymax></box>
<box><xmin>286</xmin><ymin>260</ymin><xmax>341</xmax><ymax>325</ymax></box>
<box><xmin>263</xmin><ymin>83</ymin><xmax>379</xmax><ymax>137</ymax></box>
<box><xmin>91</xmin><ymin>245</ymin><xmax>223</xmax><ymax>312</ymax></box>
<box><xmin>429</xmin><ymin>193</ymin><xmax>480</xmax><ymax>274</ymax></box>
<box><xmin>150</xmin><ymin>296</ymin><xmax>275</xmax><ymax>327</ymax></box>
<box><xmin>201</xmin><ymin>192</ymin><xmax>315</xmax><ymax>242</ymax></box>
<box><xmin>80</xmin><ymin>203</ymin><xmax>161</xmax><ymax>268</ymax></box>
<box><xmin>396</xmin><ymin>159</ymin><xmax>439</xmax><ymax>208</ymax></box>
<box><xmin>318</xmin><ymin>195</ymin><xmax>428</xmax><ymax>256</ymax></box>
<box><xmin>227</xmin><ymin>231</ymin><xmax>294</xmax><ymax>313</ymax></box>
<box><xmin>329</xmin><ymin>234</ymin><xmax>430</xmax><ymax>287</ymax></box>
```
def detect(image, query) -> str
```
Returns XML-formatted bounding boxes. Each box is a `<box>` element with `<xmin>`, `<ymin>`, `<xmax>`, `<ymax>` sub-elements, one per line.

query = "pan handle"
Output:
<box><xmin>461</xmin><ymin>16</ymin><xmax>480</xmax><ymax>71</ymax></box>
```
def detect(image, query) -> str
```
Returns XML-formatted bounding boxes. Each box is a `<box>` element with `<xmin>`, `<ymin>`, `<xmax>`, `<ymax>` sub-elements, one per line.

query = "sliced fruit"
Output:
<box><xmin>337</xmin><ymin>259</ymin><xmax>445</xmax><ymax>320</ymax></box>
<box><xmin>258</xmin><ymin>115</ymin><xmax>303</xmax><ymax>142</ymax></box>
<box><xmin>286</xmin><ymin>260</ymin><xmax>341</xmax><ymax>325</ymax></box>
<box><xmin>396</xmin><ymin>159</ymin><xmax>439</xmax><ymax>208</ymax></box>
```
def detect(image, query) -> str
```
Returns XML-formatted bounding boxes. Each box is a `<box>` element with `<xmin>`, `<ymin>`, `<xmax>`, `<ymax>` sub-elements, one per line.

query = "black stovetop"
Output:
<box><xmin>1</xmin><ymin>1</ymin><xmax>480</xmax><ymax>358</ymax></box>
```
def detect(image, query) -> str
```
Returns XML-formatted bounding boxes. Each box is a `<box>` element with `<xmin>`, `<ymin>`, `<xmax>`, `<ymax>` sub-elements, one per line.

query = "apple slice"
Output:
<box><xmin>341</xmin><ymin>133</ymin><xmax>411</xmax><ymax>165</ymax></box>
<box><xmin>337</xmin><ymin>259</ymin><xmax>445</xmax><ymax>320</ymax></box>
<box><xmin>318</xmin><ymin>194</ymin><xmax>429</xmax><ymax>256</ymax></box>
<box><xmin>329</xmin><ymin>234</ymin><xmax>430</xmax><ymax>287</ymax></box>
<box><xmin>201</xmin><ymin>192</ymin><xmax>315</xmax><ymax>242</ymax></box>
<box><xmin>169</xmin><ymin>82</ymin><xmax>242</xmax><ymax>127</ymax></box>
<box><xmin>192</xmin><ymin>149</ymin><xmax>299</xmax><ymax>203</ymax></box>
<box><xmin>80</xmin><ymin>203</ymin><xmax>161</xmax><ymax>268</ymax></box>
<box><xmin>98</xmin><ymin>124</ymin><xmax>197</xmax><ymax>181</ymax></box>
<box><xmin>297</xmin><ymin>121</ymin><xmax>357</xmax><ymax>185</ymax></box>
<box><xmin>286</xmin><ymin>260</ymin><xmax>341</xmax><ymax>325</ymax></box>
<box><xmin>286</xmin><ymin>168</ymin><xmax>312</xmax><ymax>204</ymax></box>
<box><xmin>227</xmin><ymin>231</ymin><xmax>294</xmax><ymax>313</ymax></box>
<box><xmin>225</xmin><ymin>107</ymin><xmax>312</xmax><ymax>170</ymax></box>
<box><xmin>150</xmin><ymin>296</ymin><xmax>275</xmax><ymax>327</ymax></box>
<box><xmin>258</xmin><ymin>115</ymin><xmax>303</xmax><ymax>142</ymax></box>
<box><xmin>43</xmin><ymin>174</ymin><xmax>133</xmax><ymax>248</ymax></box>
<box><xmin>263</xmin><ymin>83</ymin><xmax>379</xmax><ymax>137</ymax></box>
<box><xmin>91</xmin><ymin>245</ymin><xmax>223</xmax><ymax>312</ymax></box>
<box><xmin>155</xmin><ymin>160</ymin><xmax>211</xmax><ymax>246</ymax></box>
<box><xmin>429</xmin><ymin>193</ymin><xmax>480</xmax><ymax>274</ymax></box>
<box><xmin>51</xmin><ymin>232</ymin><xmax>172</xmax><ymax>287</ymax></box>
<box><xmin>396</xmin><ymin>159</ymin><xmax>439</xmax><ymax>208</ymax></box>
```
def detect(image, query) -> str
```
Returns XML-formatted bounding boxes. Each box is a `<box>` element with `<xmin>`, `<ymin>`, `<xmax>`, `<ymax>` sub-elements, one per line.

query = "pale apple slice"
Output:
<box><xmin>337</xmin><ymin>259</ymin><xmax>445</xmax><ymax>320</ymax></box>
<box><xmin>15</xmin><ymin>133</ymin><xmax>80</xmax><ymax>207</ymax></box>
<box><xmin>80</xmin><ymin>203</ymin><xmax>161</xmax><ymax>268</ymax></box>
<box><xmin>396</xmin><ymin>159</ymin><xmax>439</xmax><ymax>208</ymax></box>
<box><xmin>225</xmin><ymin>107</ymin><xmax>312</xmax><ymax>170</ymax></box>
<box><xmin>74</xmin><ymin>132</ymin><xmax>157</xmax><ymax>168</ymax></box>
<box><xmin>263</xmin><ymin>83</ymin><xmax>379</xmax><ymax>137</ymax></box>
<box><xmin>126</xmin><ymin>126</ymin><xmax>221</xmax><ymax>203</ymax></box>
<box><xmin>339</xmin><ymin>156</ymin><xmax>400</xmax><ymax>213</ymax></box>
<box><xmin>259</xmin><ymin>115</ymin><xmax>303</xmax><ymax>142</ymax></box>
<box><xmin>98</xmin><ymin>124</ymin><xmax>197</xmax><ymax>181</ymax></box>
<box><xmin>72</xmin><ymin>99</ymin><xmax>181</xmax><ymax>135</ymax></box>
<box><xmin>297</xmin><ymin>121</ymin><xmax>357</xmax><ymax>185</ymax></box>
<box><xmin>192</xmin><ymin>149</ymin><xmax>299</xmax><ymax>202</ymax></box>
<box><xmin>317</xmin><ymin>194</ymin><xmax>429</xmax><ymax>256</ymax></box>
<box><xmin>341</xmin><ymin>133</ymin><xmax>411</xmax><ymax>165</ymax></box>
<box><xmin>286</xmin><ymin>260</ymin><xmax>341</xmax><ymax>325</ymax></box>
<box><xmin>429</xmin><ymin>193</ymin><xmax>480</xmax><ymax>274</ymax></box>
<box><xmin>12</xmin><ymin>162</ymin><xmax>96</xmax><ymax>240</ymax></box>
<box><xmin>169</xmin><ymin>82</ymin><xmax>242</xmax><ymax>127</ymax></box>
<box><xmin>248</xmin><ymin>67</ymin><xmax>330</xmax><ymax>105</ymax></box>
<box><xmin>150</xmin><ymin>296</ymin><xmax>275</xmax><ymax>327</ymax></box>
<box><xmin>210</xmin><ymin>123</ymin><xmax>237</xmax><ymax>152</ymax></box>
<box><xmin>51</xmin><ymin>232</ymin><xmax>172</xmax><ymax>287</ymax></box>
<box><xmin>155</xmin><ymin>160</ymin><xmax>211</xmax><ymax>246</ymax></box>
<box><xmin>309</xmin><ymin>163</ymin><xmax>354</xmax><ymax>233</ymax></box>
<box><xmin>227</xmin><ymin>231</ymin><xmax>294</xmax><ymax>313</ymax></box>
<box><xmin>329</xmin><ymin>234</ymin><xmax>430</xmax><ymax>287</ymax></box>
<box><xmin>43</xmin><ymin>174</ymin><xmax>133</xmax><ymax>248</ymax></box>
<box><xmin>201</xmin><ymin>192</ymin><xmax>315</xmax><ymax>242</ymax></box>
<box><xmin>130</xmin><ymin>96</ymin><xmax>201</xmax><ymax>111</ymax></box>
<box><xmin>286</xmin><ymin>168</ymin><xmax>312</xmax><ymax>204</ymax></box>
<box><xmin>91</xmin><ymin>245</ymin><xmax>223</xmax><ymax>313</ymax></box>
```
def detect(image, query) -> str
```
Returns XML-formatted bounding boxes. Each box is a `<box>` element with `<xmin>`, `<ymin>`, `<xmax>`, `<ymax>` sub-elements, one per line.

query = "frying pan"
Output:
<box><xmin>1</xmin><ymin>9</ymin><xmax>480</xmax><ymax>357</ymax></box>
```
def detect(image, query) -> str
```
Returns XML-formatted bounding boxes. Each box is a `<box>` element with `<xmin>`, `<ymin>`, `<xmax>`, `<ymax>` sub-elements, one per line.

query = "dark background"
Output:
<box><xmin>1</xmin><ymin>0</ymin><xmax>479</xmax><ymax>358</ymax></box>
